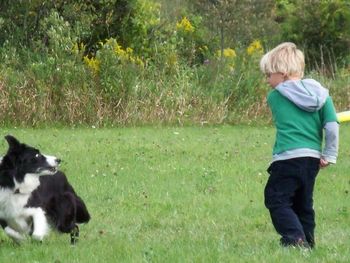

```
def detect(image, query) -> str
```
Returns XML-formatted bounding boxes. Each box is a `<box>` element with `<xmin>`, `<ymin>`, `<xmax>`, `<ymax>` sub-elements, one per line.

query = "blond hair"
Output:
<box><xmin>260</xmin><ymin>42</ymin><xmax>305</xmax><ymax>78</ymax></box>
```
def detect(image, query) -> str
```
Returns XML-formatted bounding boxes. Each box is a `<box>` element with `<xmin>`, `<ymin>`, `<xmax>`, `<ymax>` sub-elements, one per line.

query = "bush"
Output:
<box><xmin>276</xmin><ymin>0</ymin><xmax>350</xmax><ymax>70</ymax></box>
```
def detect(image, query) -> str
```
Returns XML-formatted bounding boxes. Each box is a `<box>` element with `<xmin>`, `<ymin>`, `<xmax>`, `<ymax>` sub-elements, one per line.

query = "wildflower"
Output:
<box><xmin>88</xmin><ymin>38</ymin><xmax>145</xmax><ymax>72</ymax></box>
<box><xmin>214</xmin><ymin>48</ymin><xmax>236</xmax><ymax>71</ymax></box>
<box><xmin>83</xmin><ymin>56</ymin><xmax>100</xmax><ymax>74</ymax></box>
<box><xmin>126</xmin><ymin>47</ymin><xmax>133</xmax><ymax>54</ymax></box>
<box><xmin>105</xmin><ymin>40</ymin><xmax>143</xmax><ymax>66</ymax></box>
<box><xmin>113</xmin><ymin>42</ymin><xmax>126</xmax><ymax>58</ymax></box>
<box><xmin>223</xmin><ymin>48</ymin><xmax>236</xmax><ymax>58</ymax></box>
<box><xmin>176</xmin><ymin>17</ymin><xmax>194</xmax><ymax>33</ymax></box>
<box><xmin>247</xmin><ymin>40</ymin><xmax>263</xmax><ymax>56</ymax></box>
<box><xmin>216</xmin><ymin>48</ymin><xmax>236</xmax><ymax>58</ymax></box>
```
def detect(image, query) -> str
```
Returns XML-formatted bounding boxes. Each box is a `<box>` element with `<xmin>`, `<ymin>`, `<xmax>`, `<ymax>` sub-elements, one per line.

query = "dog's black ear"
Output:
<box><xmin>5</xmin><ymin>135</ymin><xmax>22</xmax><ymax>152</ymax></box>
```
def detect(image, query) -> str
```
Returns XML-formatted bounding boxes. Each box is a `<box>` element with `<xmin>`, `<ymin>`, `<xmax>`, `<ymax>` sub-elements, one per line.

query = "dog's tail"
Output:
<box><xmin>74</xmin><ymin>195</ymin><xmax>91</xmax><ymax>224</ymax></box>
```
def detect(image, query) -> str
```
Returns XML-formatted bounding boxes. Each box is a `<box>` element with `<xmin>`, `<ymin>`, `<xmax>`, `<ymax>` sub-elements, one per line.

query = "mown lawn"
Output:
<box><xmin>0</xmin><ymin>125</ymin><xmax>349</xmax><ymax>262</ymax></box>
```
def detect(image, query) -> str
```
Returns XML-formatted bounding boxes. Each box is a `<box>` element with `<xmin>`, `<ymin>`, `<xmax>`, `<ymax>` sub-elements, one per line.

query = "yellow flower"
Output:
<box><xmin>247</xmin><ymin>40</ymin><xmax>263</xmax><ymax>56</ymax></box>
<box><xmin>95</xmin><ymin>38</ymin><xmax>144</xmax><ymax>68</ymax></box>
<box><xmin>83</xmin><ymin>56</ymin><xmax>100</xmax><ymax>74</ymax></box>
<box><xmin>216</xmin><ymin>48</ymin><xmax>236</xmax><ymax>58</ymax></box>
<box><xmin>176</xmin><ymin>17</ymin><xmax>194</xmax><ymax>33</ymax></box>
<box><xmin>115</xmin><ymin>46</ymin><xmax>127</xmax><ymax>59</ymax></box>
<box><xmin>215</xmin><ymin>48</ymin><xmax>237</xmax><ymax>71</ymax></box>
<box><xmin>223</xmin><ymin>48</ymin><xmax>236</xmax><ymax>58</ymax></box>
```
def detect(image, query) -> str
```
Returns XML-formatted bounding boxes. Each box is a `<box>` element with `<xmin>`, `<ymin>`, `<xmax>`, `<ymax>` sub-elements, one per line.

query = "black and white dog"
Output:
<box><xmin>0</xmin><ymin>135</ymin><xmax>90</xmax><ymax>244</ymax></box>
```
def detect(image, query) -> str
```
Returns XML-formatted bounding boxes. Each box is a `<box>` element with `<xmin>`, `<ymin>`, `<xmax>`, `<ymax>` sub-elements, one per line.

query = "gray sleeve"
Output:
<box><xmin>322</xmin><ymin>121</ymin><xmax>339</xmax><ymax>163</ymax></box>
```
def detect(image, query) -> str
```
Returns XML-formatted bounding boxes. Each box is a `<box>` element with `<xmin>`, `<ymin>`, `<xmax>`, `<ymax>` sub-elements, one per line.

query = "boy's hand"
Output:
<box><xmin>320</xmin><ymin>158</ymin><xmax>329</xmax><ymax>168</ymax></box>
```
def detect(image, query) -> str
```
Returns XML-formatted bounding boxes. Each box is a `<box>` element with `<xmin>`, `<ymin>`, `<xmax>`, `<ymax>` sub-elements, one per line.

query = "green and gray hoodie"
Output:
<box><xmin>268</xmin><ymin>79</ymin><xmax>339</xmax><ymax>164</ymax></box>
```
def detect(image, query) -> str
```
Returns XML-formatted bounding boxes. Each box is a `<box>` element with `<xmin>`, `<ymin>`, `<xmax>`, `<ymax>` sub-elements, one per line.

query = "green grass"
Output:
<box><xmin>0</xmin><ymin>125</ymin><xmax>349</xmax><ymax>262</ymax></box>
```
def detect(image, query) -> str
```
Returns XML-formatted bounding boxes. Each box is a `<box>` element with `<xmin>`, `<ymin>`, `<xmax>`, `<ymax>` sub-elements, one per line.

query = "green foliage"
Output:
<box><xmin>0</xmin><ymin>0</ymin><xmax>349</xmax><ymax>126</ymax></box>
<box><xmin>276</xmin><ymin>0</ymin><xmax>350</xmax><ymax>68</ymax></box>
<box><xmin>175</xmin><ymin>16</ymin><xmax>212</xmax><ymax>65</ymax></box>
<box><xmin>0</xmin><ymin>0</ymin><xmax>40</xmax><ymax>46</ymax></box>
<box><xmin>191</xmin><ymin>0</ymin><xmax>278</xmax><ymax>46</ymax></box>
<box><xmin>0</xmin><ymin>1</ymin><xmax>86</xmax><ymax>48</ymax></box>
<box><xmin>94</xmin><ymin>38</ymin><xmax>144</xmax><ymax>101</ymax></box>
<box><xmin>125</xmin><ymin>0</ymin><xmax>161</xmax><ymax>54</ymax></box>
<box><xmin>39</xmin><ymin>11</ymin><xmax>76</xmax><ymax>56</ymax></box>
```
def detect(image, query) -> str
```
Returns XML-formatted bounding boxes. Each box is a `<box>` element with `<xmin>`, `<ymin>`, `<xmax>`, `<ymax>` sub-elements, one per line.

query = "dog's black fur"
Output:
<box><xmin>26</xmin><ymin>171</ymin><xmax>91</xmax><ymax>234</ymax></box>
<box><xmin>0</xmin><ymin>135</ymin><xmax>90</xmax><ymax>243</ymax></box>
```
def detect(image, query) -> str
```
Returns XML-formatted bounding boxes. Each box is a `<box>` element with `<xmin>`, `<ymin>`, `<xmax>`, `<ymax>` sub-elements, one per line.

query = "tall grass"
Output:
<box><xmin>0</xmin><ymin>43</ymin><xmax>348</xmax><ymax>127</ymax></box>
<box><xmin>0</xmin><ymin>125</ymin><xmax>349</xmax><ymax>262</ymax></box>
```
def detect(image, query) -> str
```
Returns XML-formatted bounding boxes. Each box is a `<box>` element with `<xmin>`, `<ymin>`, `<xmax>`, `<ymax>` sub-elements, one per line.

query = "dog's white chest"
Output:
<box><xmin>15</xmin><ymin>174</ymin><xmax>40</xmax><ymax>194</ymax></box>
<box><xmin>0</xmin><ymin>174</ymin><xmax>40</xmax><ymax>215</ymax></box>
<box><xmin>0</xmin><ymin>188</ymin><xmax>30</xmax><ymax>219</ymax></box>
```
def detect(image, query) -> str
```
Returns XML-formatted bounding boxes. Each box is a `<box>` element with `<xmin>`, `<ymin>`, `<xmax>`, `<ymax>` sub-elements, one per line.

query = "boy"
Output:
<box><xmin>260</xmin><ymin>42</ymin><xmax>339</xmax><ymax>248</ymax></box>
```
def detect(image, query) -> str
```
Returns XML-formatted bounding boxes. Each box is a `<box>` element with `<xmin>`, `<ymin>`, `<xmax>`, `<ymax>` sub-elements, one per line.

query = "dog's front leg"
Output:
<box><xmin>4</xmin><ymin>226</ymin><xmax>26</xmax><ymax>244</ymax></box>
<box><xmin>24</xmin><ymin>208</ymin><xmax>49</xmax><ymax>241</ymax></box>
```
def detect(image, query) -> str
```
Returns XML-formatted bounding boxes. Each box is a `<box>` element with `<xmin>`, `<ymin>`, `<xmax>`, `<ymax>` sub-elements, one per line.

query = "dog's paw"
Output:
<box><xmin>31</xmin><ymin>226</ymin><xmax>49</xmax><ymax>242</ymax></box>
<box><xmin>31</xmin><ymin>228</ymin><xmax>48</xmax><ymax>242</ymax></box>
<box><xmin>31</xmin><ymin>232</ymin><xmax>45</xmax><ymax>242</ymax></box>
<box><xmin>70</xmin><ymin>225</ymin><xmax>80</xmax><ymax>245</ymax></box>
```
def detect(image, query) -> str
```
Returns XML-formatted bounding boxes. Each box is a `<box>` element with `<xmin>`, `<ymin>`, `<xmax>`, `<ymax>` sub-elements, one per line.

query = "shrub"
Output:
<box><xmin>276</xmin><ymin>0</ymin><xmax>350</xmax><ymax>70</ymax></box>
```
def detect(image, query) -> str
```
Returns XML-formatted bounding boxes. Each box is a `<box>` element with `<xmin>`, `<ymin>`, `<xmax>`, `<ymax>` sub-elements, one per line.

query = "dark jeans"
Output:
<box><xmin>264</xmin><ymin>157</ymin><xmax>320</xmax><ymax>248</ymax></box>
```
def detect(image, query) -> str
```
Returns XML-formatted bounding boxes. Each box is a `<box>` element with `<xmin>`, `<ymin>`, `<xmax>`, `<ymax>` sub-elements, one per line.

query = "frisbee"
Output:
<box><xmin>337</xmin><ymin>111</ymin><xmax>350</xmax><ymax>123</ymax></box>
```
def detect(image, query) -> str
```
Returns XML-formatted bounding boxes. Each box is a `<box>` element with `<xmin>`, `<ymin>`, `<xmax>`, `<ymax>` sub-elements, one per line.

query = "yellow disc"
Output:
<box><xmin>337</xmin><ymin>111</ymin><xmax>350</xmax><ymax>123</ymax></box>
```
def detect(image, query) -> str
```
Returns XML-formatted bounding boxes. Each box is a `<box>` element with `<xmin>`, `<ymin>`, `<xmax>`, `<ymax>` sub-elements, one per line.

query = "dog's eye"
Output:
<box><xmin>35</xmin><ymin>153</ymin><xmax>40</xmax><ymax>158</ymax></box>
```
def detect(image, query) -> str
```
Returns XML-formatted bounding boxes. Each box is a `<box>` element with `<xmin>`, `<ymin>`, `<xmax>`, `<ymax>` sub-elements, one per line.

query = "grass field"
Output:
<box><xmin>0</xmin><ymin>125</ymin><xmax>349</xmax><ymax>262</ymax></box>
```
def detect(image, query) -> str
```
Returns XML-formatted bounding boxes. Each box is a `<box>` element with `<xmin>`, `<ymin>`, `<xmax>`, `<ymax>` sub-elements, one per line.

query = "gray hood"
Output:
<box><xmin>276</xmin><ymin>79</ymin><xmax>329</xmax><ymax>112</ymax></box>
